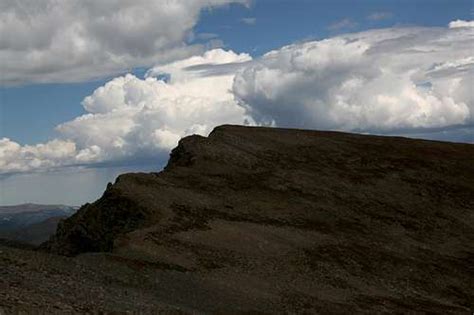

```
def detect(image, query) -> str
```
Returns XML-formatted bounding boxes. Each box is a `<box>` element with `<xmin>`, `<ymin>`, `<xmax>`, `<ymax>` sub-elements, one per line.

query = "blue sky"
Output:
<box><xmin>2</xmin><ymin>0</ymin><xmax>472</xmax><ymax>145</ymax></box>
<box><xmin>198</xmin><ymin>0</ymin><xmax>472</xmax><ymax>53</ymax></box>
<box><xmin>0</xmin><ymin>0</ymin><xmax>473</xmax><ymax>205</ymax></box>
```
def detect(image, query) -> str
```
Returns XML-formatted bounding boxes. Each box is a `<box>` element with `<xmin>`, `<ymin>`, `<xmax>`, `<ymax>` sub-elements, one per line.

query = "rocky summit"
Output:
<box><xmin>4</xmin><ymin>125</ymin><xmax>474</xmax><ymax>313</ymax></box>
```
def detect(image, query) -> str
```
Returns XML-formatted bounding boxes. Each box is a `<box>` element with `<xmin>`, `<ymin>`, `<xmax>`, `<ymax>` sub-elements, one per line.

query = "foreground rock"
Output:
<box><xmin>36</xmin><ymin>125</ymin><xmax>474</xmax><ymax>312</ymax></box>
<box><xmin>0</xmin><ymin>245</ymin><xmax>188</xmax><ymax>313</ymax></box>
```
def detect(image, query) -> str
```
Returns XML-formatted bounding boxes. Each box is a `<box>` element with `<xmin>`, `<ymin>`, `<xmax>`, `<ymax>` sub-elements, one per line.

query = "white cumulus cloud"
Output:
<box><xmin>0</xmin><ymin>49</ymin><xmax>253</xmax><ymax>174</ymax></box>
<box><xmin>0</xmin><ymin>0</ymin><xmax>247</xmax><ymax>85</ymax></box>
<box><xmin>2</xmin><ymin>21</ymin><xmax>473</xmax><ymax>175</ymax></box>
<box><xmin>0</xmin><ymin>138</ymin><xmax>77</xmax><ymax>174</ymax></box>
<box><xmin>233</xmin><ymin>24</ymin><xmax>474</xmax><ymax>134</ymax></box>
<box><xmin>449</xmin><ymin>20</ymin><xmax>474</xmax><ymax>28</ymax></box>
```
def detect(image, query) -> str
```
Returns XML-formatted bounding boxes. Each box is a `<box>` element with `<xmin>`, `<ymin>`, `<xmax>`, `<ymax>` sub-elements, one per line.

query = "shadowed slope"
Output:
<box><xmin>41</xmin><ymin>125</ymin><xmax>474</xmax><ymax>313</ymax></box>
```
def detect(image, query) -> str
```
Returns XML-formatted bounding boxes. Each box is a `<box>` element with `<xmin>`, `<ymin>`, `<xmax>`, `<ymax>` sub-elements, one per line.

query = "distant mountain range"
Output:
<box><xmin>0</xmin><ymin>203</ymin><xmax>77</xmax><ymax>245</ymax></box>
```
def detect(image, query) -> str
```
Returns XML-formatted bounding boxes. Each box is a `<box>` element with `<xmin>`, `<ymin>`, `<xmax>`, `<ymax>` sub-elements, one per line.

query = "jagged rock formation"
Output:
<box><xmin>41</xmin><ymin>125</ymin><xmax>474</xmax><ymax>313</ymax></box>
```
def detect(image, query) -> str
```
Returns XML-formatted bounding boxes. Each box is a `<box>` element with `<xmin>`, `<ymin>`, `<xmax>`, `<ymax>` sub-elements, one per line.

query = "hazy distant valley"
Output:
<box><xmin>0</xmin><ymin>204</ymin><xmax>77</xmax><ymax>246</ymax></box>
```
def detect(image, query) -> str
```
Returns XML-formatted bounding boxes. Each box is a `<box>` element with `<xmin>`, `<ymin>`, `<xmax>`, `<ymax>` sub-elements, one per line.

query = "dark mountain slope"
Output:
<box><xmin>40</xmin><ymin>125</ymin><xmax>474</xmax><ymax>313</ymax></box>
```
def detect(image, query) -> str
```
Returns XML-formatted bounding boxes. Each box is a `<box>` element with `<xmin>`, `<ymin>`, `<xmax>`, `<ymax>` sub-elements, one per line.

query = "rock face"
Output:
<box><xmin>42</xmin><ymin>125</ymin><xmax>474</xmax><ymax>312</ymax></box>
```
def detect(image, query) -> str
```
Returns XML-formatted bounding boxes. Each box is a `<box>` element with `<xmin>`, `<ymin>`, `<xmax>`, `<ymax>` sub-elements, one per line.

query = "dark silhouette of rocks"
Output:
<box><xmin>6</xmin><ymin>125</ymin><xmax>474</xmax><ymax>313</ymax></box>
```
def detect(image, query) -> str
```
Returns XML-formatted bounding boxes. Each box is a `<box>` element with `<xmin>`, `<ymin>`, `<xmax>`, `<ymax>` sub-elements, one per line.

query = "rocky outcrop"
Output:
<box><xmin>41</xmin><ymin>125</ymin><xmax>474</xmax><ymax>312</ymax></box>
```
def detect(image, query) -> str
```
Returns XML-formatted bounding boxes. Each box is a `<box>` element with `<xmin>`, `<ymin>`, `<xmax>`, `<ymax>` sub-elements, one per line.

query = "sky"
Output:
<box><xmin>0</xmin><ymin>0</ymin><xmax>473</xmax><ymax>206</ymax></box>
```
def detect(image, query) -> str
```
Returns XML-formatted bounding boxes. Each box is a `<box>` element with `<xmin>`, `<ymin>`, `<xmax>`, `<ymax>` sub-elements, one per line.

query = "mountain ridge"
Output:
<box><xmin>39</xmin><ymin>125</ymin><xmax>474</xmax><ymax>312</ymax></box>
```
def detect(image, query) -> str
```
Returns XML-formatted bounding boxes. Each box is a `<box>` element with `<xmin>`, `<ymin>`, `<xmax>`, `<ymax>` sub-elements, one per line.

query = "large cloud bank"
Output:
<box><xmin>0</xmin><ymin>49</ymin><xmax>253</xmax><ymax>174</ymax></box>
<box><xmin>234</xmin><ymin>24</ymin><xmax>474</xmax><ymax>133</ymax></box>
<box><xmin>0</xmin><ymin>0</ymin><xmax>246</xmax><ymax>85</ymax></box>
<box><xmin>1</xmin><ymin>21</ymin><xmax>473</xmax><ymax>175</ymax></box>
